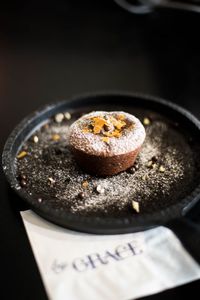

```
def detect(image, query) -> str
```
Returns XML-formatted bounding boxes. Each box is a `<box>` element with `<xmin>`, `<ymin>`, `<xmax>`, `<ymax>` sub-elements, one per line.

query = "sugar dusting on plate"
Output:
<box><xmin>16</xmin><ymin>111</ymin><xmax>198</xmax><ymax>217</ymax></box>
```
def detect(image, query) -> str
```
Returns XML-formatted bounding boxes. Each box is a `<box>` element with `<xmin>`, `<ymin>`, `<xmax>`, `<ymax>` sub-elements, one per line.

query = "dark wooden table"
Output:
<box><xmin>0</xmin><ymin>1</ymin><xmax>199</xmax><ymax>299</ymax></box>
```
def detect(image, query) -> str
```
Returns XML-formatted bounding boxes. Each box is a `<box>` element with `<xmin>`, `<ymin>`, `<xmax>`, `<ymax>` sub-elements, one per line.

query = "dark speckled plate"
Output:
<box><xmin>2</xmin><ymin>92</ymin><xmax>200</xmax><ymax>262</ymax></box>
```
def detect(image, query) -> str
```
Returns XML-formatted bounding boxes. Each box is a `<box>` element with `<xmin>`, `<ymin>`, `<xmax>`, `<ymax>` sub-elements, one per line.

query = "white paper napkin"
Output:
<box><xmin>21</xmin><ymin>210</ymin><xmax>200</xmax><ymax>300</ymax></box>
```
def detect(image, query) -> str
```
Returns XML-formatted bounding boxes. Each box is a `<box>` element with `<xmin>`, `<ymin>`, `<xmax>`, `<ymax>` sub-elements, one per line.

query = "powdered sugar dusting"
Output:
<box><xmin>16</xmin><ymin>110</ymin><xmax>198</xmax><ymax>217</ymax></box>
<box><xmin>69</xmin><ymin>111</ymin><xmax>146</xmax><ymax>156</ymax></box>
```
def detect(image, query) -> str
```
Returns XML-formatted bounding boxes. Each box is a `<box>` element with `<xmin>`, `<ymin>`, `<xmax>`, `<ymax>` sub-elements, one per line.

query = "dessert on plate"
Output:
<box><xmin>15</xmin><ymin>108</ymin><xmax>197</xmax><ymax>217</ymax></box>
<box><xmin>69</xmin><ymin>111</ymin><xmax>146</xmax><ymax>176</ymax></box>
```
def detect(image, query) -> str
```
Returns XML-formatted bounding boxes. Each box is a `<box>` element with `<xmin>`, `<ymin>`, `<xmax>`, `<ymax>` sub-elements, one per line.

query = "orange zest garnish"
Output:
<box><xmin>115</xmin><ymin>120</ymin><xmax>126</xmax><ymax>130</ymax></box>
<box><xmin>112</xmin><ymin>130</ymin><xmax>122</xmax><ymax>138</ymax></box>
<box><xmin>81</xmin><ymin>114</ymin><xmax>129</xmax><ymax>140</ymax></box>
<box><xmin>103</xmin><ymin>131</ymin><xmax>113</xmax><ymax>137</ymax></box>
<box><xmin>91</xmin><ymin>117</ymin><xmax>107</xmax><ymax>134</ymax></box>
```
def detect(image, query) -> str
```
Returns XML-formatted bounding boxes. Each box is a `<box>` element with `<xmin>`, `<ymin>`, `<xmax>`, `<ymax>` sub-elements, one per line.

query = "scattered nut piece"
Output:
<box><xmin>38</xmin><ymin>198</ymin><xmax>42</xmax><ymax>203</ymax></box>
<box><xmin>134</xmin><ymin>163</ymin><xmax>139</xmax><ymax>170</ymax></box>
<box><xmin>78</xmin><ymin>192</ymin><xmax>85</xmax><ymax>199</ymax></box>
<box><xmin>55</xmin><ymin>113</ymin><xmax>64</xmax><ymax>123</ymax></box>
<box><xmin>82</xmin><ymin>181</ymin><xmax>89</xmax><ymax>188</ymax></box>
<box><xmin>48</xmin><ymin>177</ymin><xmax>56</xmax><ymax>184</ymax></box>
<box><xmin>146</xmin><ymin>160</ymin><xmax>153</xmax><ymax>168</ymax></box>
<box><xmin>64</xmin><ymin>112</ymin><xmax>71</xmax><ymax>120</ymax></box>
<box><xmin>33</xmin><ymin>135</ymin><xmax>39</xmax><ymax>143</ymax></box>
<box><xmin>132</xmin><ymin>200</ymin><xmax>140</xmax><ymax>213</ymax></box>
<box><xmin>152</xmin><ymin>163</ymin><xmax>157</xmax><ymax>169</ymax></box>
<box><xmin>19</xmin><ymin>174</ymin><xmax>27</xmax><ymax>180</ymax></box>
<box><xmin>15</xmin><ymin>186</ymin><xmax>22</xmax><ymax>191</ymax></box>
<box><xmin>17</xmin><ymin>151</ymin><xmax>28</xmax><ymax>159</ymax></box>
<box><xmin>127</xmin><ymin>167</ymin><xmax>136</xmax><ymax>174</ymax></box>
<box><xmin>159</xmin><ymin>165</ymin><xmax>165</xmax><ymax>172</ymax></box>
<box><xmin>52</xmin><ymin>134</ymin><xmax>61</xmax><ymax>141</ymax></box>
<box><xmin>142</xmin><ymin>174</ymin><xmax>148</xmax><ymax>181</ymax></box>
<box><xmin>96</xmin><ymin>185</ymin><xmax>105</xmax><ymax>194</ymax></box>
<box><xmin>20</xmin><ymin>179</ymin><xmax>27</xmax><ymax>187</ymax></box>
<box><xmin>143</xmin><ymin>117</ymin><xmax>151</xmax><ymax>126</ymax></box>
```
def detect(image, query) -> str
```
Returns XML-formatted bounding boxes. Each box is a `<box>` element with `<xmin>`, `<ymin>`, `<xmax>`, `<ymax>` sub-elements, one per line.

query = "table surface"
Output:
<box><xmin>0</xmin><ymin>1</ymin><xmax>200</xmax><ymax>299</ymax></box>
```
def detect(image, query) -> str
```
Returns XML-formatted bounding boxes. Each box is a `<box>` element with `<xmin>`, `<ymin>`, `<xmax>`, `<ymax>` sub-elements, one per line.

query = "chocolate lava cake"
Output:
<box><xmin>69</xmin><ymin>111</ymin><xmax>146</xmax><ymax>176</ymax></box>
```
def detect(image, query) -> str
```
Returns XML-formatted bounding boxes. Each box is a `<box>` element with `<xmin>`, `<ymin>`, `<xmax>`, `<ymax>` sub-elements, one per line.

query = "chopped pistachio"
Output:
<box><xmin>132</xmin><ymin>200</ymin><xmax>140</xmax><ymax>213</ymax></box>
<box><xmin>17</xmin><ymin>151</ymin><xmax>28</xmax><ymax>159</ymax></box>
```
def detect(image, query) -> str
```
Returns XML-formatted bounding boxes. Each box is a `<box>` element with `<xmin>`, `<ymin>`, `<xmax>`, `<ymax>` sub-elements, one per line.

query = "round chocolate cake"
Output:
<box><xmin>69</xmin><ymin>111</ymin><xmax>146</xmax><ymax>176</ymax></box>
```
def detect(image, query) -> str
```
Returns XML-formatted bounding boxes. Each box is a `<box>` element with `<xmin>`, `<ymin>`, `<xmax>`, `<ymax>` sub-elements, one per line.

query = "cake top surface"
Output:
<box><xmin>69</xmin><ymin>111</ymin><xmax>146</xmax><ymax>156</ymax></box>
